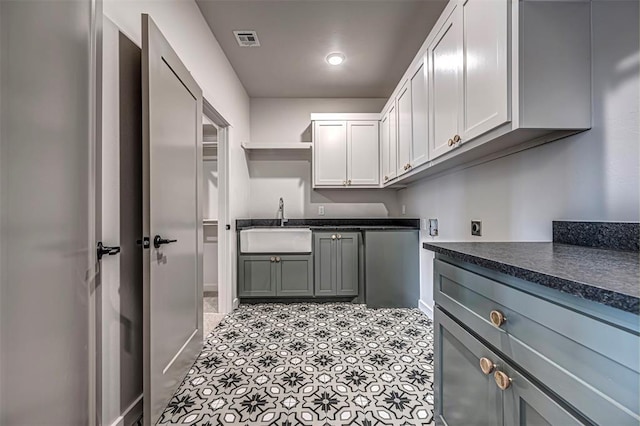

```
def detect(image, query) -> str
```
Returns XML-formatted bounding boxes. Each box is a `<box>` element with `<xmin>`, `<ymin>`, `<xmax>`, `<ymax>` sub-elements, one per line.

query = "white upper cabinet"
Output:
<box><xmin>427</xmin><ymin>3</ymin><xmax>463</xmax><ymax>161</ymax></box>
<box><xmin>387</xmin><ymin>105</ymin><xmax>398</xmax><ymax>182</ymax></box>
<box><xmin>313</xmin><ymin>121</ymin><xmax>347</xmax><ymax>186</ymax></box>
<box><xmin>396</xmin><ymin>81</ymin><xmax>413</xmax><ymax>175</ymax></box>
<box><xmin>347</xmin><ymin>121</ymin><xmax>380</xmax><ymax>186</ymax></box>
<box><xmin>462</xmin><ymin>0</ymin><xmax>509</xmax><ymax>141</ymax></box>
<box><xmin>312</xmin><ymin>114</ymin><xmax>380</xmax><ymax>188</ymax></box>
<box><xmin>410</xmin><ymin>61</ymin><xmax>428</xmax><ymax>168</ymax></box>
<box><xmin>380</xmin><ymin>111</ymin><xmax>392</xmax><ymax>183</ymax></box>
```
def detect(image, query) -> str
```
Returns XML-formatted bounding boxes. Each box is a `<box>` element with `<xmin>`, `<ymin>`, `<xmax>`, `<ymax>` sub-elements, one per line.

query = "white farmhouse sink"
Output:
<box><xmin>240</xmin><ymin>228</ymin><xmax>312</xmax><ymax>253</ymax></box>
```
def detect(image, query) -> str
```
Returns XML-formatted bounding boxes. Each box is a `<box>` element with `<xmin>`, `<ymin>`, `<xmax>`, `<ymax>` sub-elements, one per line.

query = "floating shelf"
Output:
<box><xmin>203</xmin><ymin>142</ymin><xmax>218</xmax><ymax>148</ymax></box>
<box><xmin>241</xmin><ymin>142</ymin><xmax>312</xmax><ymax>151</ymax></box>
<box><xmin>203</xmin><ymin>219</ymin><xmax>218</xmax><ymax>226</ymax></box>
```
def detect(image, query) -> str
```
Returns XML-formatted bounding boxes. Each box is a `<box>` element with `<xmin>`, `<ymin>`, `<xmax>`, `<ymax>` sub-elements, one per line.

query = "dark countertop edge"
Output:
<box><xmin>236</xmin><ymin>218</ymin><xmax>420</xmax><ymax>231</ymax></box>
<box><xmin>422</xmin><ymin>242</ymin><xmax>639</xmax><ymax>314</ymax></box>
<box><xmin>238</xmin><ymin>225</ymin><xmax>419</xmax><ymax>231</ymax></box>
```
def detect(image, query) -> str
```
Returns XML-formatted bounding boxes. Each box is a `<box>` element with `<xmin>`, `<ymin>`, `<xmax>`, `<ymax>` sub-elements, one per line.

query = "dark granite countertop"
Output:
<box><xmin>423</xmin><ymin>241</ymin><xmax>640</xmax><ymax>314</ymax></box>
<box><xmin>237</xmin><ymin>218</ymin><xmax>420</xmax><ymax>231</ymax></box>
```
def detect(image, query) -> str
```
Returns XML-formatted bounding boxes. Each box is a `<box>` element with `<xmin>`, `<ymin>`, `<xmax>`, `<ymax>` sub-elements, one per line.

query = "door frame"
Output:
<box><xmin>202</xmin><ymin>99</ymin><xmax>233</xmax><ymax>314</ymax></box>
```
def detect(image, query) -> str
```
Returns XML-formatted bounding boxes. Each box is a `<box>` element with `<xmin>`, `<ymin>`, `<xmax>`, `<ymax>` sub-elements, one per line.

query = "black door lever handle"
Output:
<box><xmin>153</xmin><ymin>235</ymin><xmax>177</xmax><ymax>249</ymax></box>
<box><xmin>97</xmin><ymin>241</ymin><xmax>120</xmax><ymax>260</ymax></box>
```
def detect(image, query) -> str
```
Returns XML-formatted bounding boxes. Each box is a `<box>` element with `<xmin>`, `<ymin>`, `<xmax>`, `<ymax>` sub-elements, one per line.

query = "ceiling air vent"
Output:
<box><xmin>233</xmin><ymin>30</ymin><xmax>260</xmax><ymax>47</ymax></box>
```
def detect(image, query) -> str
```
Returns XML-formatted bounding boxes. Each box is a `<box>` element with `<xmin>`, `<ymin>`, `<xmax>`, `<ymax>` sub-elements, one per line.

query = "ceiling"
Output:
<box><xmin>196</xmin><ymin>0</ymin><xmax>447</xmax><ymax>98</ymax></box>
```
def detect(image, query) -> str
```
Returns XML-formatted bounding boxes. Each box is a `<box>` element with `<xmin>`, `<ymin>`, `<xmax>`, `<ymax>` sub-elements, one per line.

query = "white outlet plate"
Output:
<box><xmin>402</xmin><ymin>205</ymin><xmax>406</xmax><ymax>215</ymax></box>
<box><xmin>429</xmin><ymin>218</ymin><xmax>438</xmax><ymax>236</ymax></box>
<box><xmin>318</xmin><ymin>205</ymin><xmax>325</xmax><ymax>216</ymax></box>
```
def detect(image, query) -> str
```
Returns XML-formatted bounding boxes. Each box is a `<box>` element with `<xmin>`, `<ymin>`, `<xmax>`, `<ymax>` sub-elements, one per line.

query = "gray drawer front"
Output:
<box><xmin>434</xmin><ymin>259</ymin><xmax>640</xmax><ymax>425</ymax></box>
<box><xmin>436</xmin><ymin>308</ymin><xmax>585</xmax><ymax>426</ymax></box>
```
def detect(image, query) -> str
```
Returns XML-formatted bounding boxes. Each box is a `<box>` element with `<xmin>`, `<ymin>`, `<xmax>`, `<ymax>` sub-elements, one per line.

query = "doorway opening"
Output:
<box><xmin>202</xmin><ymin>99</ymin><xmax>231</xmax><ymax>335</ymax></box>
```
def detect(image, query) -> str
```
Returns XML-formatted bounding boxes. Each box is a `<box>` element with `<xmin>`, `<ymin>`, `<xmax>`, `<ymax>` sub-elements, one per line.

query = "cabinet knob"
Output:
<box><xmin>337</xmin><ymin>234</ymin><xmax>342</xmax><ymax>240</ymax></box>
<box><xmin>489</xmin><ymin>310</ymin><xmax>506</xmax><ymax>327</ymax></box>
<box><xmin>479</xmin><ymin>357</ymin><xmax>495</xmax><ymax>375</ymax></box>
<box><xmin>447</xmin><ymin>139</ymin><xmax>454</xmax><ymax>147</ymax></box>
<box><xmin>453</xmin><ymin>134</ymin><xmax>461</xmax><ymax>143</ymax></box>
<box><xmin>494</xmin><ymin>371</ymin><xmax>512</xmax><ymax>390</ymax></box>
<box><xmin>347</xmin><ymin>180</ymin><xmax>352</xmax><ymax>185</ymax></box>
<box><xmin>343</xmin><ymin>180</ymin><xmax>347</xmax><ymax>186</ymax></box>
<box><xmin>407</xmin><ymin>163</ymin><xmax>412</xmax><ymax>169</ymax></box>
<box><xmin>331</xmin><ymin>234</ymin><xmax>336</xmax><ymax>240</ymax></box>
<box><xmin>270</xmin><ymin>257</ymin><xmax>275</xmax><ymax>262</ymax></box>
<box><xmin>384</xmin><ymin>175</ymin><xmax>389</xmax><ymax>181</ymax></box>
<box><xmin>276</xmin><ymin>257</ymin><xmax>281</xmax><ymax>262</ymax></box>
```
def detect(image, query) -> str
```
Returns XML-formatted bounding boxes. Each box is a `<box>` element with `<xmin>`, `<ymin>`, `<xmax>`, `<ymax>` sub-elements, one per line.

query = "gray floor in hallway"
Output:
<box><xmin>158</xmin><ymin>302</ymin><xmax>434</xmax><ymax>425</ymax></box>
<box><xmin>204</xmin><ymin>291</ymin><xmax>225</xmax><ymax>336</ymax></box>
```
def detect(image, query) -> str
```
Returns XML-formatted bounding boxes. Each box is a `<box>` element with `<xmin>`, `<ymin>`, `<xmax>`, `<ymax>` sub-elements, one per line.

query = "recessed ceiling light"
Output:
<box><xmin>326</xmin><ymin>52</ymin><xmax>345</xmax><ymax>66</ymax></box>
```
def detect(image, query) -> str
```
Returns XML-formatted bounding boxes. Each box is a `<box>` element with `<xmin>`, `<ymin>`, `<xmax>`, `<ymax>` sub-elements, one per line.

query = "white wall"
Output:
<box><xmin>400</xmin><ymin>0</ymin><xmax>640</xmax><ymax>318</ymax></box>
<box><xmin>104</xmin><ymin>0</ymin><xmax>251</xmax><ymax>307</ymax></box>
<box><xmin>249</xmin><ymin>98</ymin><xmax>401</xmax><ymax>218</ymax></box>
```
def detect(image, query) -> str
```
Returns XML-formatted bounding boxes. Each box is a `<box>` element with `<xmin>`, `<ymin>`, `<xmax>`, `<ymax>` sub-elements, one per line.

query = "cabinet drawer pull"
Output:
<box><xmin>270</xmin><ymin>257</ymin><xmax>275</xmax><ymax>262</ymax></box>
<box><xmin>453</xmin><ymin>134</ymin><xmax>461</xmax><ymax>143</ymax></box>
<box><xmin>479</xmin><ymin>357</ymin><xmax>495</xmax><ymax>375</ymax></box>
<box><xmin>276</xmin><ymin>257</ymin><xmax>281</xmax><ymax>262</ymax></box>
<box><xmin>494</xmin><ymin>371</ymin><xmax>512</xmax><ymax>390</ymax></box>
<box><xmin>447</xmin><ymin>139</ymin><xmax>454</xmax><ymax>147</ymax></box>
<box><xmin>489</xmin><ymin>310</ymin><xmax>506</xmax><ymax>327</ymax></box>
<box><xmin>331</xmin><ymin>234</ymin><xmax>336</xmax><ymax>240</ymax></box>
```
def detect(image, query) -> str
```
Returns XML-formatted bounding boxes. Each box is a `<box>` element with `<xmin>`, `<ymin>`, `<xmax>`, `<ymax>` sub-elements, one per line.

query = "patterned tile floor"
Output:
<box><xmin>158</xmin><ymin>303</ymin><xmax>434</xmax><ymax>425</ymax></box>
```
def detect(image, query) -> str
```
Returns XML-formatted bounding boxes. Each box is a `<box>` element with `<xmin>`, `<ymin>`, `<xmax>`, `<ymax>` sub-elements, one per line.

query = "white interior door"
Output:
<box><xmin>142</xmin><ymin>14</ymin><xmax>203</xmax><ymax>425</ymax></box>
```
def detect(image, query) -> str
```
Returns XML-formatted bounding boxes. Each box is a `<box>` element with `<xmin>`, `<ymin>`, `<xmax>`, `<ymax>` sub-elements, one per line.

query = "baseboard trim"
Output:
<box><xmin>419</xmin><ymin>299</ymin><xmax>433</xmax><ymax>319</ymax></box>
<box><xmin>204</xmin><ymin>283</ymin><xmax>218</xmax><ymax>293</ymax></box>
<box><xmin>109</xmin><ymin>393</ymin><xmax>143</xmax><ymax>426</ymax></box>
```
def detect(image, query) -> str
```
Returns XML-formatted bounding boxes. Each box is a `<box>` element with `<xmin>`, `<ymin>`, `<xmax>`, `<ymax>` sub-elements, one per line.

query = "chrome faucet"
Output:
<box><xmin>278</xmin><ymin>197</ymin><xmax>288</xmax><ymax>227</ymax></box>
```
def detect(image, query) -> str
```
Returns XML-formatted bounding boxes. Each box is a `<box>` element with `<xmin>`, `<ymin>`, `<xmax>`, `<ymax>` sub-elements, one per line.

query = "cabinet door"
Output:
<box><xmin>276</xmin><ymin>255</ymin><xmax>314</xmax><ymax>297</ymax></box>
<box><xmin>435</xmin><ymin>307</ymin><xmax>503</xmax><ymax>426</ymax></box>
<box><xmin>314</xmin><ymin>232</ymin><xmax>336</xmax><ymax>296</ymax></box>
<box><xmin>462</xmin><ymin>0</ymin><xmax>509</xmax><ymax>141</ymax></box>
<box><xmin>380</xmin><ymin>112</ymin><xmax>391</xmax><ymax>184</ymax></box>
<box><xmin>502</xmin><ymin>366</ymin><xmax>584</xmax><ymax>426</ymax></box>
<box><xmin>396</xmin><ymin>81</ymin><xmax>413</xmax><ymax>175</ymax></box>
<box><xmin>347</xmin><ymin>121</ymin><xmax>379</xmax><ymax>186</ymax></box>
<box><xmin>336</xmin><ymin>233</ymin><xmax>359</xmax><ymax>296</ymax></box>
<box><xmin>410</xmin><ymin>62</ymin><xmax>428</xmax><ymax>168</ymax></box>
<box><xmin>313</xmin><ymin>121</ymin><xmax>347</xmax><ymax>186</ymax></box>
<box><xmin>428</xmin><ymin>4</ymin><xmax>463</xmax><ymax>161</ymax></box>
<box><xmin>238</xmin><ymin>255</ymin><xmax>276</xmax><ymax>297</ymax></box>
<box><xmin>388</xmin><ymin>104</ymin><xmax>398</xmax><ymax>180</ymax></box>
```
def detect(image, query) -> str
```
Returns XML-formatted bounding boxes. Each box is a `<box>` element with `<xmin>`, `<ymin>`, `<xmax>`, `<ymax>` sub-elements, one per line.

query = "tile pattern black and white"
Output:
<box><xmin>158</xmin><ymin>303</ymin><xmax>434</xmax><ymax>425</ymax></box>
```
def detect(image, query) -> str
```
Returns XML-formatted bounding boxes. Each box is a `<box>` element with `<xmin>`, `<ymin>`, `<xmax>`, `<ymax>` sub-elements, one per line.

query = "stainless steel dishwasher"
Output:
<box><xmin>364</xmin><ymin>230</ymin><xmax>420</xmax><ymax>308</ymax></box>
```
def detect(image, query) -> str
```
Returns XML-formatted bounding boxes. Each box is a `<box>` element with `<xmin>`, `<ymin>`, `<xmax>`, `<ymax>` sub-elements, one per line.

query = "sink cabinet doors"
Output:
<box><xmin>314</xmin><ymin>232</ymin><xmax>359</xmax><ymax>297</ymax></box>
<box><xmin>238</xmin><ymin>254</ymin><xmax>313</xmax><ymax>297</ymax></box>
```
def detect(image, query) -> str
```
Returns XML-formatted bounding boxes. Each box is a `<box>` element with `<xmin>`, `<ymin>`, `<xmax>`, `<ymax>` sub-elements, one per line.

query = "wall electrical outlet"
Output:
<box><xmin>402</xmin><ymin>205</ymin><xmax>406</xmax><ymax>215</ymax></box>
<box><xmin>318</xmin><ymin>205</ymin><xmax>325</xmax><ymax>216</ymax></box>
<box><xmin>471</xmin><ymin>220</ymin><xmax>482</xmax><ymax>236</ymax></box>
<box><xmin>429</xmin><ymin>219</ymin><xmax>439</xmax><ymax>236</ymax></box>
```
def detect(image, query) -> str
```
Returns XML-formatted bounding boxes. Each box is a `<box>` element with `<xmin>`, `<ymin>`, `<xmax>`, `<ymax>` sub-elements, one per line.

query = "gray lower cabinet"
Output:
<box><xmin>314</xmin><ymin>232</ymin><xmax>359</xmax><ymax>297</ymax></box>
<box><xmin>239</xmin><ymin>254</ymin><xmax>313</xmax><ymax>297</ymax></box>
<box><xmin>434</xmin><ymin>256</ymin><xmax>640</xmax><ymax>425</ymax></box>
<box><xmin>435</xmin><ymin>307</ymin><xmax>584</xmax><ymax>426</ymax></box>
